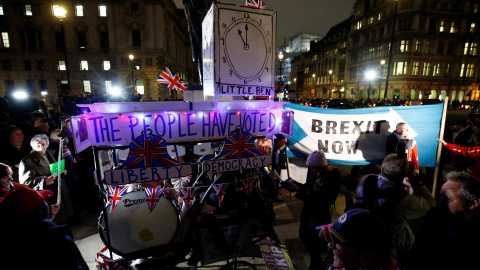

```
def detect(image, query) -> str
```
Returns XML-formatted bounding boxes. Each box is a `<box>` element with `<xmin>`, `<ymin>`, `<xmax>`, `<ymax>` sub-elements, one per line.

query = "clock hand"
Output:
<box><xmin>245</xmin><ymin>24</ymin><xmax>249</xmax><ymax>45</ymax></box>
<box><xmin>237</xmin><ymin>29</ymin><xmax>246</xmax><ymax>46</ymax></box>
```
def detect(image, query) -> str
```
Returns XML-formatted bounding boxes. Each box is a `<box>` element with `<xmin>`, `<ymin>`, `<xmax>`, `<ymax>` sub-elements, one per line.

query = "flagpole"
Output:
<box><xmin>432</xmin><ymin>97</ymin><xmax>448</xmax><ymax>198</ymax></box>
<box><xmin>57</xmin><ymin>138</ymin><xmax>63</xmax><ymax>206</ymax></box>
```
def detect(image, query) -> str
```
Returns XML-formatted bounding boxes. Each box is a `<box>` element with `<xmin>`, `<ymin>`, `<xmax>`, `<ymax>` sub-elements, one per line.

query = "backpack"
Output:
<box><xmin>354</xmin><ymin>174</ymin><xmax>408</xmax><ymax>216</ymax></box>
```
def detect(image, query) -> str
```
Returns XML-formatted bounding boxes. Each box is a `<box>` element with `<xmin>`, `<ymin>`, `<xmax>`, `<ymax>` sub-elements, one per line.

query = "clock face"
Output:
<box><xmin>218</xmin><ymin>9</ymin><xmax>274</xmax><ymax>88</ymax></box>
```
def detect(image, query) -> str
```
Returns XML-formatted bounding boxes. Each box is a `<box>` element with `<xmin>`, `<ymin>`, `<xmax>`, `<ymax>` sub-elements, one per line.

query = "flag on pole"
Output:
<box><xmin>107</xmin><ymin>185</ymin><xmax>128</xmax><ymax>212</ymax></box>
<box><xmin>96</xmin><ymin>247</ymin><xmax>125</xmax><ymax>270</ymax></box>
<box><xmin>157</xmin><ymin>67</ymin><xmax>188</xmax><ymax>93</ymax></box>
<box><xmin>246</xmin><ymin>0</ymin><xmax>266</xmax><ymax>9</ymax></box>
<box><xmin>62</xmin><ymin>142</ymin><xmax>77</xmax><ymax>163</ymax></box>
<box><xmin>144</xmin><ymin>187</ymin><xmax>165</xmax><ymax>213</ymax></box>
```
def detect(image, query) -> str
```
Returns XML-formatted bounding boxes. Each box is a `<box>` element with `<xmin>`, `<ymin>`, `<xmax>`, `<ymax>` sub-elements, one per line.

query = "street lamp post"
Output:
<box><xmin>278</xmin><ymin>52</ymin><xmax>284</xmax><ymax>100</ymax></box>
<box><xmin>366</xmin><ymin>70</ymin><xmax>376</xmax><ymax>100</ymax></box>
<box><xmin>293</xmin><ymin>78</ymin><xmax>297</xmax><ymax>103</ymax></box>
<box><xmin>312</xmin><ymin>74</ymin><xmax>316</xmax><ymax>98</ymax></box>
<box><xmin>129</xmin><ymin>54</ymin><xmax>135</xmax><ymax>94</ymax></box>
<box><xmin>384</xmin><ymin>0</ymin><xmax>399</xmax><ymax>101</ymax></box>
<box><xmin>54</xmin><ymin>7</ymin><xmax>70</xmax><ymax>88</ymax></box>
<box><xmin>328</xmin><ymin>70</ymin><xmax>332</xmax><ymax>99</ymax></box>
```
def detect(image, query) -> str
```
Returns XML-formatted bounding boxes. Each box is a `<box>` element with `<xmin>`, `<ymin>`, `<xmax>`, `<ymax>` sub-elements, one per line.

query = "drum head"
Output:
<box><xmin>100</xmin><ymin>191</ymin><xmax>179</xmax><ymax>256</ymax></box>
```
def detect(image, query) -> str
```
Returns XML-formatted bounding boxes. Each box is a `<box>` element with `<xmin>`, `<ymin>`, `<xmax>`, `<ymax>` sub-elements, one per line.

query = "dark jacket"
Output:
<box><xmin>18</xmin><ymin>150</ymin><xmax>52</xmax><ymax>191</ymax></box>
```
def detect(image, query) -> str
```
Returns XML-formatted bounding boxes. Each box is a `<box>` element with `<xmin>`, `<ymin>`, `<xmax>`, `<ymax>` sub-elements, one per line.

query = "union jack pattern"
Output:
<box><xmin>144</xmin><ymin>187</ymin><xmax>165</xmax><ymax>213</ymax></box>
<box><xmin>316</xmin><ymin>224</ymin><xmax>347</xmax><ymax>243</ymax></box>
<box><xmin>216</xmin><ymin>129</ymin><xmax>263</xmax><ymax>159</ymax></box>
<box><xmin>119</xmin><ymin>134</ymin><xmax>179</xmax><ymax>169</ymax></box>
<box><xmin>157</xmin><ymin>67</ymin><xmax>188</xmax><ymax>93</ymax></box>
<box><xmin>182</xmin><ymin>175</ymin><xmax>192</xmax><ymax>183</ymax></box>
<box><xmin>213</xmin><ymin>183</ymin><xmax>230</xmax><ymax>206</ymax></box>
<box><xmin>178</xmin><ymin>187</ymin><xmax>199</xmax><ymax>210</ymax></box>
<box><xmin>62</xmin><ymin>142</ymin><xmax>77</xmax><ymax>163</ymax></box>
<box><xmin>241</xmin><ymin>177</ymin><xmax>256</xmax><ymax>196</ymax></box>
<box><xmin>96</xmin><ymin>247</ymin><xmax>125</xmax><ymax>270</ymax></box>
<box><xmin>246</xmin><ymin>0</ymin><xmax>266</xmax><ymax>9</ymax></box>
<box><xmin>107</xmin><ymin>185</ymin><xmax>128</xmax><ymax>212</ymax></box>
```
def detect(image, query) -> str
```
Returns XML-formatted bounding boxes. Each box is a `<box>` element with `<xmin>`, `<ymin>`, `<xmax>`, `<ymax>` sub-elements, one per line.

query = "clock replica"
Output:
<box><xmin>202</xmin><ymin>3</ymin><xmax>276</xmax><ymax>100</ymax></box>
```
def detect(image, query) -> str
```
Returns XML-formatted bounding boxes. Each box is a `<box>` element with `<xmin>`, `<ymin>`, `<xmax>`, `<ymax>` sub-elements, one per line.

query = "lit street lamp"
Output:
<box><xmin>379</xmin><ymin>60</ymin><xmax>385</xmax><ymax>99</ymax></box>
<box><xmin>129</xmin><ymin>54</ymin><xmax>135</xmax><ymax>94</ymax></box>
<box><xmin>278</xmin><ymin>51</ymin><xmax>284</xmax><ymax>100</ymax></box>
<box><xmin>54</xmin><ymin>6</ymin><xmax>70</xmax><ymax>88</ymax></box>
<box><xmin>328</xmin><ymin>70</ymin><xmax>332</xmax><ymax>99</ymax></box>
<box><xmin>312</xmin><ymin>74</ymin><xmax>316</xmax><ymax>98</ymax></box>
<box><xmin>384</xmin><ymin>0</ymin><xmax>399</xmax><ymax>100</ymax></box>
<box><xmin>366</xmin><ymin>70</ymin><xmax>377</xmax><ymax>100</ymax></box>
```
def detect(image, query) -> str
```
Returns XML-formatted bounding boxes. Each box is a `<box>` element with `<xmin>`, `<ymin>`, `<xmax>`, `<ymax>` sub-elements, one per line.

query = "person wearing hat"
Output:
<box><xmin>0</xmin><ymin>186</ymin><xmax>87</xmax><ymax>270</ymax></box>
<box><xmin>0</xmin><ymin>163</ymin><xmax>26</xmax><ymax>201</ymax></box>
<box><xmin>0</xmin><ymin>125</ymin><xmax>29</xmax><ymax>183</ymax></box>
<box><xmin>295</xmin><ymin>150</ymin><xmax>341</xmax><ymax>270</ymax></box>
<box><xmin>317</xmin><ymin>208</ymin><xmax>394</xmax><ymax>269</ymax></box>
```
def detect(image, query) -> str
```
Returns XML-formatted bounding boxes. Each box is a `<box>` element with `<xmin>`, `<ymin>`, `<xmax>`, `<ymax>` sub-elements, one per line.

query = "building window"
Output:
<box><xmin>99</xmin><ymin>5</ymin><xmax>107</xmax><ymax>17</ymax></box>
<box><xmin>415</xmin><ymin>40</ymin><xmax>422</xmax><ymax>53</ymax></box>
<box><xmin>400</xmin><ymin>40</ymin><xmax>409</xmax><ymax>52</ymax></box>
<box><xmin>78</xmin><ymin>32</ymin><xmax>87</xmax><ymax>50</ymax></box>
<box><xmin>444</xmin><ymin>64</ymin><xmax>450</xmax><ymax>76</ymax></box>
<box><xmin>75</xmin><ymin>5</ymin><xmax>84</xmax><ymax>16</ymax></box>
<box><xmin>439</xmin><ymin>20</ymin><xmax>446</xmax><ymax>32</ymax></box>
<box><xmin>133</xmin><ymin>59</ymin><xmax>141</xmax><ymax>70</ymax></box>
<box><xmin>27</xmin><ymin>80</ymin><xmax>35</xmax><ymax>93</ymax></box>
<box><xmin>0</xmin><ymin>5</ymin><xmax>4</xmax><ymax>15</ymax></box>
<box><xmin>1</xmin><ymin>32</ymin><xmax>10</xmax><ymax>48</ymax></box>
<box><xmin>437</xmin><ymin>42</ymin><xmax>444</xmax><ymax>54</ymax></box>
<box><xmin>132</xmin><ymin>30</ymin><xmax>141</xmax><ymax>46</ymax></box>
<box><xmin>412</xmin><ymin>61</ymin><xmax>419</xmax><ymax>75</ymax></box>
<box><xmin>368</xmin><ymin>17</ymin><xmax>373</xmax><ymax>24</ymax></box>
<box><xmin>429</xmin><ymin>19</ymin><xmax>437</xmax><ymax>33</ymax></box>
<box><xmin>447</xmin><ymin>42</ymin><xmax>455</xmax><ymax>55</ymax></box>
<box><xmin>135</xmin><ymin>79</ymin><xmax>144</xmax><ymax>94</ymax></box>
<box><xmin>25</xmin><ymin>5</ymin><xmax>32</xmax><ymax>16</ymax></box>
<box><xmin>426</xmin><ymin>41</ymin><xmax>435</xmax><ymax>54</ymax></box>
<box><xmin>474</xmin><ymin>3</ymin><xmax>478</xmax><ymax>13</ymax></box>
<box><xmin>131</xmin><ymin>2</ymin><xmax>139</xmax><ymax>13</ymax></box>
<box><xmin>24</xmin><ymin>60</ymin><xmax>32</xmax><ymax>71</ymax></box>
<box><xmin>423</xmin><ymin>62</ymin><xmax>430</xmax><ymax>76</ymax></box>
<box><xmin>100</xmin><ymin>32</ymin><xmax>109</xmax><ymax>49</ymax></box>
<box><xmin>2</xmin><ymin>59</ymin><xmax>11</xmax><ymax>70</ymax></box>
<box><xmin>470</xmin><ymin>23</ymin><xmax>476</xmax><ymax>33</ymax></box>
<box><xmin>466</xmin><ymin>64</ymin><xmax>475</xmax><ymax>77</ymax></box>
<box><xmin>103</xmin><ymin>61</ymin><xmax>110</xmax><ymax>70</ymax></box>
<box><xmin>105</xmin><ymin>80</ymin><xmax>113</xmax><ymax>94</ymax></box>
<box><xmin>465</xmin><ymin>42</ymin><xmax>478</xmax><ymax>56</ymax></box>
<box><xmin>378</xmin><ymin>13</ymin><xmax>381</xmax><ymax>20</ymax></box>
<box><xmin>432</xmin><ymin>63</ymin><xmax>441</xmax><ymax>76</ymax></box>
<box><xmin>450</xmin><ymin>22</ymin><xmax>456</xmax><ymax>33</ymax></box>
<box><xmin>80</xmin><ymin>60</ymin><xmax>88</xmax><ymax>70</ymax></box>
<box><xmin>40</xmin><ymin>80</ymin><xmax>47</xmax><ymax>90</ymax></box>
<box><xmin>36</xmin><ymin>59</ymin><xmax>44</xmax><ymax>71</ymax></box>
<box><xmin>376</xmin><ymin>46</ymin><xmax>382</xmax><ymax>57</ymax></box>
<box><xmin>58</xmin><ymin>60</ymin><xmax>66</xmax><ymax>70</ymax></box>
<box><xmin>83</xmin><ymin>80</ymin><xmax>91</xmax><ymax>93</ymax></box>
<box><xmin>5</xmin><ymin>80</ymin><xmax>14</xmax><ymax>92</ymax></box>
<box><xmin>393</xmin><ymin>61</ymin><xmax>407</xmax><ymax>75</ymax></box>
<box><xmin>369</xmin><ymin>47</ymin><xmax>375</xmax><ymax>59</ymax></box>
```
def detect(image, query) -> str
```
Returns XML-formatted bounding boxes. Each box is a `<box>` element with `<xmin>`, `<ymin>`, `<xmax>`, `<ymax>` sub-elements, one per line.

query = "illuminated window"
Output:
<box><xmin>433</xmin><ymin>63</ymin><xmax>441</xmax><ymax>76</ymax></box>
<box><xmin>378</xmin><ymin>13</ymin><xmax>381</xmax><ymax>20</ymax></box>
<box><xmin>25</xmin><ymin>5</ymin><xmax>32</xmax><ymax>16</ymax></box>
<box><xmin>0</xmin><ymin>5</ymin><xmax>4</xmax><ymax>15</ymax></box>
<box><xmin>75</xmin><ymin>5</ymin><xmax>84</xmax><ymax>16</ymax></box>
<box><xmin>368</xmin><ymin>17</ymin><xmax>373</xmax><ymax>24</ymax></box>
<box><xmin>1</xmin><ymin>32</ymin><xmax>10</xmax><ymax>48</ymax></box>
<box><xmin>103</xmin><ymin>61</ymin><xmax>110</xmax><ymax>70</ymax></box>
<box><xmin>412</xmin><ymin>61</ymin><xmax>419</xmax><ymax>75</ymax></box>
<box><xmin>444</xmin><ymin>64</ymin><xmax>450</xmax><ymax>76</ymax></box>
<box><xmin>99</xmin><ymin>5</ymin><xmax>107</xmax><ymax>17</ymax></box>
<box><xmin>415</xmin><ymin>40</ymin><xmax>422</xmax><ymax>53</ymax></box>
<box><xmin>474</xmin><ymin>4</ymin><xmax>478</xmax><ymax>13</ymax></box>
<box><xmin>80</xmin><ymin>60</ymin><xmax>88</xmax><ymax>70</ymax></box>
<box><xmin>466</xmin><ymin>64</ymin><xmax>475</xmax><ymax>77</ymax></box>
<box><xmin>439</xmin><ymin>20</ymin><xmax>445</xmax><ymax>32</ymax></box>
<box><xmin>470</xmin><ymin>23</ymin><xmax>476</xmax><ymax>33</ymax></box>
<box><xmin>58</xmin><ymin>61</ymin><xmax>66</xmax><ymax>70</ymax></box>
<box><xmin>472</xmin><ymin>42</ymin><xmax>479</xmax><ymax>56</ymax></box>
<box><xmin>83</xmin><ymin>80</ymin><xmax>91</xmax><ymax>93</ymax></box>
<box><xmin>450</xmin><ymin>22</ymin><xmax>456</xmax><ymax>33</ymax></box>
<box><xmin>393</xmin><ymin>61</ymin><xmax>408</xmax><ymax>75</ymax></box>
<box><xmin>369</xmin><ymin>47</ymin><xmax>375</xmax><ymax>59</ymax></box>
<box><xmin>105</xmin><ymin>81</ymin><xmax>113</xmax><ymax>94</ymax></box>
<box><xmin>423</xmin><ymin>63</ymin><xmax>430</xmax><ymax>76</ymax></box>
<box><xmin>464</xmin><ymin>43</ymin><xmax>470</xmax><ymax>55</ymax></box>
<box><xmin>400</xmin><ymin>40</ymin><xmax>410</xmax><ymax>52</ymax></box>
<box><xmin>135</xmin><ymin>79</ymin><xmax>144</xmax><ymax>94</ymax></box>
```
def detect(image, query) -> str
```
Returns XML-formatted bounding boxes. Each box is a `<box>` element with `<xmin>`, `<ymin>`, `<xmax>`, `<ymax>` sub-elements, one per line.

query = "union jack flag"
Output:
<box><xmin>241</xmin><ymin>177</ymin><xmax>256</xmax><ymax>196</ymax></box>
<box><xmin>62</xmin><ymin>142</ymin><xmax>77</xmax><ymax>163</ymax></box>
<box><xmin>216</xmin><ymin>129</ymin><xmax>263</xmax><ymax>159</ymax></box>
<box><xmin>213</xmin><ymin>183</ymin><xmax>230</xmax><ymax>206</ymax></box>
<box><xmin>246</xmin><ymin>0</ymin><xmax>266</xmax><ymax>9</ymax></box>
<box><xmin>119</xmin><ymin>134</ymin><xmax>179</xmax><ymax>169</ymax></box>
<box><xmin>316</xmin><ymin>224</ymin><xmax>346</xmax><ymax>243</ymax></box>
<box><xmin>182</xmin><ymin>175</ymin><xmax>192</xmax><ymax>183</ymax></box>
<box><xmin>178</xmin><ymin>187</ymin><xmax>199</xmax><ymax>210</ymax></box>
<box><xmin>144</xmin><ymin>187</ymin><xmax>165</xmax><ymax>213</ymax></box>
<box><xmin>96</xmin><ymin>247</ymin><xmax>125</xmax><ymax>270</ymax></box>
<box><xmin>107</xmin><ymin>185</ymin><xmax>128</xmax><ymax>212</ymax></box>
<box><xmin>157</xmin><ymin>67</ymin><xmax>188</xmax><ymax>93</ymax></box>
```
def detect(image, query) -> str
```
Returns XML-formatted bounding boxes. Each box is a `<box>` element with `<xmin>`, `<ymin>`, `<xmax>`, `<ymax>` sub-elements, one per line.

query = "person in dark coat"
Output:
<box><xmin>295</xmin><ymin>150</ymin><xmax>341</xmax><ymax>270</ymax></box>
<box><xmin>0</xmin><ymin>186</ymin><xmax>88</xmax><ymax>270</ymax></box>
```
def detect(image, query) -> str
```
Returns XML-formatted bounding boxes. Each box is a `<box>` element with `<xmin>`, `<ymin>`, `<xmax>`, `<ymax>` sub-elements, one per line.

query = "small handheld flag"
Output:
<box><xmin>246</xmin><ymin>0</ymin><xmax>266</xmax><ymax>9</ymax></box>
<box><xmin>157</xmin><ymin>67</ymin><xmax>188</xmax><ymax>93</ymax></box>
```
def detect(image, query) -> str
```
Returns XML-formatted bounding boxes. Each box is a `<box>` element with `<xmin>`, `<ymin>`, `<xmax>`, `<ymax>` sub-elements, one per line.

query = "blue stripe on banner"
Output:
<box><xmin>284</xmin><ymin>103</ymin><xmax>444</xmax><ymax>167</ymax></box>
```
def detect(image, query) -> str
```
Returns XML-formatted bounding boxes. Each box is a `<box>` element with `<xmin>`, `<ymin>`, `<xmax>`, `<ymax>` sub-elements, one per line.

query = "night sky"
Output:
<box><xmin>173</xmin><ymin>0</ymin><xmax>356</xmax><ymax>45</ymax></box>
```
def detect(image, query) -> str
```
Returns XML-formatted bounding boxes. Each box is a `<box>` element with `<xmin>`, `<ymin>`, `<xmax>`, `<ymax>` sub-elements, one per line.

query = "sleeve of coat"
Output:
<box><xmin>18</xmin><ymin>158</ymin><xmax>46</xmax><ymax>191</ymax></box>
<box><xmin>400</xmin><ymin>184</ymin><xmax>436</xmax><ymax>220</ymax></box>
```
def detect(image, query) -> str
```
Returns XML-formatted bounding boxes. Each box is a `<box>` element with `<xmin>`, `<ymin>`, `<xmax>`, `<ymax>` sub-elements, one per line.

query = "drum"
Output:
<box><xmin>99</xmin><ymin>191</ymin><xmax>179</xmax><ymax>256</ymax></box>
